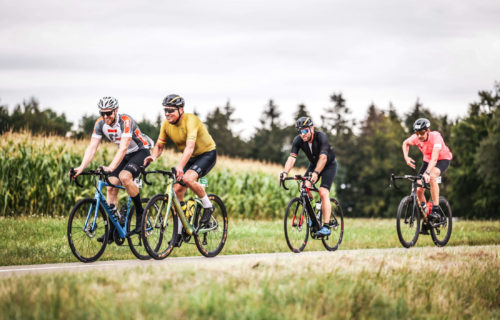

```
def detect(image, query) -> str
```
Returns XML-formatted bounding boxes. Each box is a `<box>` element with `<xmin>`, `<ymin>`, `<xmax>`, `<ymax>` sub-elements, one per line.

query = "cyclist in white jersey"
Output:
<box><xmin>70</xmin><ymin>97</ymin><xmax>153</xmax><ymax>240</ymax></box>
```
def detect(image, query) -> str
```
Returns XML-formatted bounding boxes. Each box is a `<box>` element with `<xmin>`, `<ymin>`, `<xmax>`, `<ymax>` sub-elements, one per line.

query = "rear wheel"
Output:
<box><xmin>284</xmin><ymin>197</ymin><xmax>309</xmax><ymax>253</ymax></box>
<box><xmin>194</xmin><ymin>194</ymin><xmax>228</xmax><ymax>257</ymax></box>
<box><xmin>396</xmin><ymin>196</ymin><xmax>420</xmax><ymax>248</ymax></box>
<box><xmin>430</xmin><ymin>196</ymin><xmax>452</xmax><ymax>247</ymax></box>
<box><xmin>321</xmin><ymin>198</ymin><xmax>344</xmax><ymax>251</ymax></box>
<box><xmin>127</xmin><ymin>198</ymin><xmax>152</xmax><ymax>260</ymax></box>
<box><xmin>141</xmin><ymin>194</ymin><xmax>177</xmax><ymax>260</ymax></box>
<box><xmin>67</xmin><ymin>198</ymin><xmax>108</xmax><ymax>263</ymax></box>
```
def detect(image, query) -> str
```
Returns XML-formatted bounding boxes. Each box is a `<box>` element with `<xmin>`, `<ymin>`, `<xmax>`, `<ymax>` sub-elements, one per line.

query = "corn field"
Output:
<box><xmin>0</xmin><ymin>132</ymin><xmax>322</xmax><ymax>218</ymax></box>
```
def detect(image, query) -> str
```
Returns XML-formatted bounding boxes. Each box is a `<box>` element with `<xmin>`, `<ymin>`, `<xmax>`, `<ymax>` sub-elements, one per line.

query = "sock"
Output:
<box><xmin>432</xmin><ymin>205</ymin><xmax>439</xmax><ymax>212</ymax></box>
<box><xmin>200</xmin><ymin>195</ymin><xmax>212</xmax><ymax>208</ymax></box>
<box><xmin>177</xmin><ymin>217</ymin><xmax>183</xmax><ymax>234</ymax></box>
<box><xmin>323</xmin><ymin>223</ymin><xmax>329</xmax><ymax>228</ymax></box>
<box><xmin>131</xmin><ymin>194</ymin><xmax>143</xmax><ymax>215</ymax></box>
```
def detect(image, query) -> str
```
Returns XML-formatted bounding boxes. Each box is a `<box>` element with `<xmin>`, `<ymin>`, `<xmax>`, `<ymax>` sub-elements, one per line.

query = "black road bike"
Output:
<box><xmin>391</xmin><ymin>174</ymin><xmax>452</xmax><ymax>248</ymax></box>
<box><xmin>280</xmin><ymin>175</ymin><xmax>344</xmax><ymax>253</ymax></box>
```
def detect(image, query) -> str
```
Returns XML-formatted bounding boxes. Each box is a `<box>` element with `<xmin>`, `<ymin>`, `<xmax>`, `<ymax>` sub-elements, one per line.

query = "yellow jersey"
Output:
<box><xmin>157</xmin><ymin>113</ymin><xmax>216</xmax><ymax>157</ymax></box>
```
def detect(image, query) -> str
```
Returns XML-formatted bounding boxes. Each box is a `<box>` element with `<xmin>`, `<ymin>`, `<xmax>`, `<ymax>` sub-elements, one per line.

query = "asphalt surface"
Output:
<box><xmin>0</xmin><ymin>248</ymin><xmax>410</xmax><ymax>278</ymax></box>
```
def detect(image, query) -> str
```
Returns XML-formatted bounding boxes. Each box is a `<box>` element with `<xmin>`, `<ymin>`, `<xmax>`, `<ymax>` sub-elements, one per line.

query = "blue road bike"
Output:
<box><xmin>68</xmin><ymin>168</ymin><xmax>158</xmax><ymax>262</ymax></box>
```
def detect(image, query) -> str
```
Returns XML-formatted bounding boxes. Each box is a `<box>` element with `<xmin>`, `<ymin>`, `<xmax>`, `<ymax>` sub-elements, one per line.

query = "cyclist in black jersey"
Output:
<box><xmin>69</xmin><ymin>97</ymin><xmax>153</xmax><ymax>240</ymax></box>
<box><xmin>279</xmin><ymin>117</ymin><xmax>338</xmax><ymax>237</ymax></box>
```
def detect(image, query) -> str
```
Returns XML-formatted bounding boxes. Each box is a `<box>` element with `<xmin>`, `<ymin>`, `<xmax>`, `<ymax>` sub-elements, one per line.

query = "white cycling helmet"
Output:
<box><xmin>97</xmin><ymin>97</ymin><xmax>119</xmax><ymax>110</ymax></box>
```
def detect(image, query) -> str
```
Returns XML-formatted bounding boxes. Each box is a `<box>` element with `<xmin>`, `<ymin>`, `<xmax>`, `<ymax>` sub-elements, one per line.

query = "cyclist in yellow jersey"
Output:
<box><xmin>144</xmin><ymin>94</ymin><xmax>217</xmax><ymax>245</ymax></box>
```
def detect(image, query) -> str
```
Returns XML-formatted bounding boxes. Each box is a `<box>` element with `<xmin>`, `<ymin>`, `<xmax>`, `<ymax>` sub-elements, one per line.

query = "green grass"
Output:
<box><xmin>0</xmin><ymin>245</ymin><xmax>499</xmax><ymax>319</ymax></box>
<box><xmin>0</xmin><ymin>217</ymin><xmax>499</xmax><ymax>266</ymax></box>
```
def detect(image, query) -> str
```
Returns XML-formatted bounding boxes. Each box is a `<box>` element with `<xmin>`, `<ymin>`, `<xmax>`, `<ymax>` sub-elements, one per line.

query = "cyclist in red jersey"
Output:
<box><xmin>402</xmin><ymin>118</ymin><xmax>452</xmax><ymax>231</ymax></box>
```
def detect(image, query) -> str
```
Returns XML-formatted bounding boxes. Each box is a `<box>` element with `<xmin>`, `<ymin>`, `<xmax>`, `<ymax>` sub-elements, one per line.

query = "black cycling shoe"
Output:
<box><xmin>420</xmin><ymin>222</ymin><xmax>430</xmax><ymax>235</ymax></box>
<box><xmin>428</xmin><ymin>211</ymin><xmax>440</xmax><ymax>223</ymax></box>
<box><xmin>199</xmin><ymin>206</ymin><xmax>214</xmax><ymax>228</ymax></box>
<box><xmin>169</xmin><ymin>236</ymin><xmax>183</xmax><ymax>248</ymax></box>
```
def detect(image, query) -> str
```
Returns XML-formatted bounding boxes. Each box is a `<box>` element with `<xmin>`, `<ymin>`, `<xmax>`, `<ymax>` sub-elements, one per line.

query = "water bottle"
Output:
<box><xmin>109</xmin><ymin>204</ymin><xmax>120</xmax><ymax>220</ymax></box>
<box><xmin>315</xmin><ymin>202</ymin><xmax>322</xmax><ymax>211</ymax></box>
<box><xmin>186</xmin><ymin>199</ymin><xmax>196</xmax><ymax>219</ymax></box>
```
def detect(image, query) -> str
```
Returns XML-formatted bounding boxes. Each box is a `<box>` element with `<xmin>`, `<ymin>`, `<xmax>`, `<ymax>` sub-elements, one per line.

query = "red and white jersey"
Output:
<box><xmin>92</xmin><ymin>113</ymin><xmax>153</xmax><ymax>154</ymax></box>
<box><xmin>408</xmin><ymin>131</ymin><xmax>453</xmax><ymax>162</ymax></box>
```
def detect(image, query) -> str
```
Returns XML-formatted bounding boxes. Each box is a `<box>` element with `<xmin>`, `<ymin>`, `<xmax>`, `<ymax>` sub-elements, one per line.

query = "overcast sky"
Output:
<box><xmin>1</xmin><ymin>0</ymin><xmax>499</xmax><ymax>138</ymax></box>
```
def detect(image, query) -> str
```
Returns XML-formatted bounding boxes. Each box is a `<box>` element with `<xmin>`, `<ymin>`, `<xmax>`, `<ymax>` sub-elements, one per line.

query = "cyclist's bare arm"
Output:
<box><xmin>175</xmin><ymin>140</ymin><xmax>196</xmax><ymax>180</ymax></box>
<box><xmin>71</xmin><ymin>137</ymin><xmax>101</xmax><ymax>178</ymax></box>
<box><xmin>144</xmin><ymin>141</ymin><xmax>165</xmax><ymax>166</ymax></box>
<box><xmin>426</xmin><ymin>147</ymin><xmax>441</xmax><ymax>174</ymax></box>
<box><xmin>312</xmin><ymin>155</ymin><xmax>327</xmax><ymax>183</ymax></box>
<box><xmin>402</xmin><ymin>138</ymin><xmax>415</xmax><ymax>169</ymax></box>
<box><xmin>103</xmin><ymin>136</ymin><xmax>132</xmax><ymax>172</ymax></box>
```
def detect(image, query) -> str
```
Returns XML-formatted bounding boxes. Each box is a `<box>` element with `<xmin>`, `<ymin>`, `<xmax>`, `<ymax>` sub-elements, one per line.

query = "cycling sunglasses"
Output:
<box><xmin>164</xmin><ymin>107</ymin><xmax>178</xmax><ymax>114</ymax></box>
<box><xmin>100</xmin><ymin>110</ymin><xmax>114</xmax><ymax>117</ymax></box>
<box><xmin>298</xmin><ymin>128</ymin><xmax>309</xmax><ymax>135</ymax></box>
<box><xmin>415</xmin><ymin>129</ymin><xmax>427</xmax><ymax>136</ymax></box>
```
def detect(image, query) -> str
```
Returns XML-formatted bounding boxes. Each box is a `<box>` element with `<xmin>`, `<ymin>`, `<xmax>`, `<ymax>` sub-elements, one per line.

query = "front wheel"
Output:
<box><xmin>141</xmin><ymin>194</ymin><xmax>177</xmax><ymax>260</ymax></box>
<box><xmin>396</xmin><ymin>196</ymin><xmax>420</xmax><ymax>248</ymax></box>
<box><xmin>127</xmin><ymin>198</ymin><xmax>152</xmax><ymax>260</ymax></box>
<box><xmin>284</xmin><ymin>197</ymin><xmax>309</xmax><ymax>253</ymax></box>
<box><xmin>430</xmin><ymin>196</ymin><xmax>452</xmax><ymax>247</ymax></box>
<box><xmin>67</xmin><ymin>198</ymin><xmax>108</xmax><ymax>263</ymax></box>
<box><xmin>321</xmin><ymin>198</ymin><xmax>344</xmax><ymax>251</ymax></box>
<box><xmin>194</xmin><ymin>194</ymin><xmax>228</xmax><ymax>257</ymax></box>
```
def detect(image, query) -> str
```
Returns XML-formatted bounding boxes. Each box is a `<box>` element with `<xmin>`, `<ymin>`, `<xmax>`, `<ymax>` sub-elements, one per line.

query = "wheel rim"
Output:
<box><xmin>284</xmin><ymin>199</ymin><xmax>308</xmax><ymax>252</ymax></box>
<box><xmin>322</xmin><ymin>199</ymin><xmax>343</xmax><ymax>251</ymax></box>
<box><xmin>397</xmin><ymin>197</ymin><xmax>419</xmax><ymax>247</ymax></box>
<box><xmin>195</xmin><ymin>195</ymin><xmax>228</xmax><ymax>256</ymax></box>
<box><xmin>68</xmin><ymin>199</ymin><xmax>107</xmax><ymax>261</ymax></box>
<box><xmin>142</xmin><ymin>195</ymin><xmax>175</xmax><ymax>259</ymax></box>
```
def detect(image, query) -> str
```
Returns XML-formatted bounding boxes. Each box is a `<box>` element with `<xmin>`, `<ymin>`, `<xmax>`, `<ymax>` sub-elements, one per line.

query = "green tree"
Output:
<box><xmin>205</xmin><ymin>101</ymin><xmax>248</xmax><ymax>158</ymax></box>
<box><xmin>448</xmin><ymin>82</ymin><xmax>500</xmax><ymax>218</ymax></box>
<box><xmin>249</xmin><ymin>99</ymin><xmax>286</xmax><ymax>163</ymax></box>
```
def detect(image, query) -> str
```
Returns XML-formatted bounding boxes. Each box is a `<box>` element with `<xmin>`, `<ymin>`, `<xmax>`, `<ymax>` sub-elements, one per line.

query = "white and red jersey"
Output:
<box><xmin>408</xmin><ymin>131</ymin><xmax>453</xmax><ymax>162</ymax></box>
<box><xmin>92</xmin><ymin>113</ymin><xmax>153</xmax><ymax>154</ymax></box>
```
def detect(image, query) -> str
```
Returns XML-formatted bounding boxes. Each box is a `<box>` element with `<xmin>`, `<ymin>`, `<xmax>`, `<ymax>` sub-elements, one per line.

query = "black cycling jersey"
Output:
<box><xmin>290</xmin><ymin>131</ymin><xmax>336</xmax><ymax>165</ymax></box>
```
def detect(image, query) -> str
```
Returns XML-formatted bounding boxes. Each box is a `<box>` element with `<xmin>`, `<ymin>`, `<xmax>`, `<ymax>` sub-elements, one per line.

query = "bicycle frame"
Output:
<box><xmin>283</xmin><ymin>176</ymin><xmax>323</xmax><ymax>233</ymax></box>
<box><xmin>84</xmin><ymin>179</ymin><xmax>131</xmax><ymax>239</ymax></box>
<box><xmin>147</xmin><ymin>170</ymin><xmax>215</xmax><ymax>236</ymax></box>
<box><xmin>391</xmin><ymin>174</ymin><xmax>430</xmax><ymax>222</ymax></box>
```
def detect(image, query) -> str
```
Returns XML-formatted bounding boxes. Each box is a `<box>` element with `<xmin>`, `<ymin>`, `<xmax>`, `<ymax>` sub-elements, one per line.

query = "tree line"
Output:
<box><xmin>1</xmin><ymin>82</ymin><xmax>499</xmax><ymax>219</ymax></box>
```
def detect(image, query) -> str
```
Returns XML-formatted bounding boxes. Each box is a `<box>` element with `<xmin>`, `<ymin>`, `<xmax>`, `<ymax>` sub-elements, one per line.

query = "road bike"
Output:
<box><xmin>67</xmin><ymin>168</ymin><xmax>154</xmax><ymax>262</ymax></box>
<box><xmin>280</xmin><ymin>174</ymin><xmax>344</xmax><ymax>253</ymax></box>
<box><xmin>140</xmin><ymin>168</ymin><xmax>228</xmax><ymax>259</ymax></box>
<box><xmin>390</xmin><ymin>174</ymin><xmax>452</xmax><ymax>248</ymax></box>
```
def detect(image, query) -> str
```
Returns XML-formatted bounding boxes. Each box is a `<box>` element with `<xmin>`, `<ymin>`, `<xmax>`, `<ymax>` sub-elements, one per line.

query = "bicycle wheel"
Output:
<box><xmin>396</xmin><ymin>196</ymin><xmax>420</xmax><ymax>248</ymax></box>
<box><xmin>430</xmin><ymin>196</ymin><xmax>453</xmax><ymax>247</ymax></box>
<box><xmin>67</xmin><ymin>198</ymin><xmax>108</xmax><ymax>263</ymax></box>
<box><xmin>194</xmin><ymin>194</ymin><xmax>228</xmax><ymax>257</ymax></box>
<box><xmin>127</xmin><ymin>198</ymin><xmax>152</xmax><ymax>260</ymax></box>
<box><xmin>322</xmin><ymin>198</ymin><xmax>344</xmax><ymax>251</ymax></box>
<box><xmin>141</xmin><ymin>194</ymin><xmax>177</xmax><ymax>260</ymax></box>
<box><xmin>284</xmin><ymin>197</ymin><xmax>309</xmax><ymax>253</ymax></box>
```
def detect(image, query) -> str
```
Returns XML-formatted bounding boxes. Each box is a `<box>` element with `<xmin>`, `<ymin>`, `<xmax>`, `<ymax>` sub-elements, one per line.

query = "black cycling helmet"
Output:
<box><xmin>413</xmin><ymin>118</ymin><xmax>431</xmax><ymax>131</ymax></box>
<box><xmin>296</xmin><ymin>116</ymin><xmax>313</xmax><ymax>129</ymax></box>
<box><xmin>162</xmin><ymin>94</ymin><xmax>185</xmax><ymax>108</ymax></box>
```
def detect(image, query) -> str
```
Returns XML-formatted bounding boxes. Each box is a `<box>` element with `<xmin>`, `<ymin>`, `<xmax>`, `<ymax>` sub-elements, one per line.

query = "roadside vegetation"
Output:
<box><xmin>1</xmin><ymin>217</ymin><xmax>499</xmax><ymax>266</ymax></box>
<box><xmin>1</xmin><ymin>245</ymin><xmax>498</xmax><ymax>319</ymax></box>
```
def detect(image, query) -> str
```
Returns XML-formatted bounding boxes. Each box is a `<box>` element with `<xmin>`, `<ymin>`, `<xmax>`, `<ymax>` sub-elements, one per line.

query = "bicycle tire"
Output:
<box><xmin>321</xmin><ymin>198</ymin><xmax>344</xmax><ymax>251</ymax></box>
<box><xmin>141</xmin><ymin>194</ymin><xmax>177</xmax><ymax>260</ymax></box>
<box><xmin>194</xmin><ymin>194</ymin><xmax>228</xmax><ymax>257</ymax></box>
<box><xmin>396</xmin><ymin>195</ymin><xmax>420</xmax><ymax>248</ymax></box>
<box><xmin>67</xmin><ymin>198</ymin><xmax>108</xmax><ymax>263</ymax></box>
<box><xmin>127</xmin><ymin>198</ymin><xmax>152</xmax><ymax>260</ymax></box>
<box><xmin>284</xmin><ymin>197</ymin><xmax>309</xmax><ymax>253</ymax></box>
<box><xmin>430</xmin><ymin>196</ymin><xmax>453</xmax><ymax>247</ymax></box>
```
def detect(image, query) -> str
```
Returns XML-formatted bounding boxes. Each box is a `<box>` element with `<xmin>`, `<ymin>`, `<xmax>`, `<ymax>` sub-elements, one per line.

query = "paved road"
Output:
<box><xmin>0</xmin><ymin>247</ymin><xmax>412</xmax><ymax>278</ymax></box>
